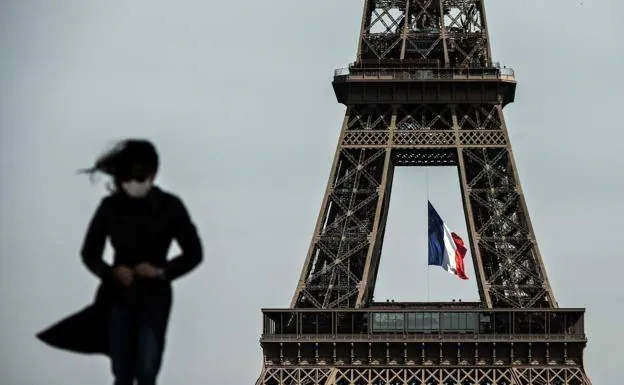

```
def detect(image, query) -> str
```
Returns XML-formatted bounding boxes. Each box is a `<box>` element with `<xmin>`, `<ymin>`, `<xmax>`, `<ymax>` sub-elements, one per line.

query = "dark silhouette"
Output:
<box><xmin>37</xmin><ymin>139</ymin><xmax>203</xmax><ymax>385</ymax></box>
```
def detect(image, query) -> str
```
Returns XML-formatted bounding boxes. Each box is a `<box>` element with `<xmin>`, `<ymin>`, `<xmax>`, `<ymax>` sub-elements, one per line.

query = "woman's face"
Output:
<box><xmin>117</xmin><ymin>165</ymin><xmax>155</xmax><ymax>198</ymax></box>
<box><xmin>120</xmin><ymin>176</ymin><xmax>154</xmax><ymax>198</ymax></box>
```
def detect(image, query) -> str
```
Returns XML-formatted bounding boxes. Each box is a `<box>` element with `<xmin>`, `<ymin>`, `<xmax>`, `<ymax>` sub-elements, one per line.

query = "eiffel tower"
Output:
<box><xmin>254</xmin><ymin>1</ymin><xmax>592</xmax><ymax>384</ymax></box>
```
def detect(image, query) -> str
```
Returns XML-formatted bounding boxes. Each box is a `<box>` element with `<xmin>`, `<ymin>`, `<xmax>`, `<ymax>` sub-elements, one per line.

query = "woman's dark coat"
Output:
<box><xmin>36</xmin><ymin>187</ymin><xmax>203</xmax><ymax>356</ymax></box>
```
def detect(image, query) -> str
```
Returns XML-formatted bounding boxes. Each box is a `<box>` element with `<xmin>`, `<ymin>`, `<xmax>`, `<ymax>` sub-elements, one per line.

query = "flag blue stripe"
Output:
<box><xmin>428</xmin><ymin>201</ymin><xmax>445</xmax><ymax>267</ymax></box>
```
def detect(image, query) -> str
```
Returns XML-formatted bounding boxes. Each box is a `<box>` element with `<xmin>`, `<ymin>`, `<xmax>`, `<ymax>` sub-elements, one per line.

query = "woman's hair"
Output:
<box><xmin>79</xmin><ymin>139</ymin><xmax>159</xmax><ymax>188</ymax></box>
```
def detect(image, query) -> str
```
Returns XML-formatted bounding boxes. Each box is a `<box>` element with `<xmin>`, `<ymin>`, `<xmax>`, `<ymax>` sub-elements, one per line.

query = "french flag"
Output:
<box><xmin>427</xmin><ymin>201</ymin><xmax>468</xmax><ymax>280</ymax></box>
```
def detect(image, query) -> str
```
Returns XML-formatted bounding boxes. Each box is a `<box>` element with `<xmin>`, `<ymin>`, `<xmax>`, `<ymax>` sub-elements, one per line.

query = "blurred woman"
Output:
<box><xmin>37</xmin><ymin>139</ymin><xmax>203</xmax><ymax>385</ymax></box>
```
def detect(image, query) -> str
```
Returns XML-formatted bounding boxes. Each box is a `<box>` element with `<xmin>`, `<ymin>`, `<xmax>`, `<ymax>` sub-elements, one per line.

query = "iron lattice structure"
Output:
<box><xmin>255</xmin><ymin>1</ymin><xmax>592</xmax><ymax>384</ymax></box>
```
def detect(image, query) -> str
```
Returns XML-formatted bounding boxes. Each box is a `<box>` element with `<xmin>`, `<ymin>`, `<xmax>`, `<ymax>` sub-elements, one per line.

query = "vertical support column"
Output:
<box><xmin>496</xmin><ymin>103</ymin><xmax>558</xmax><ymax>307</ymax></box>
<box><xmin>290</xmin><ymin>111</ymin><xmax>352</xmax><ymax>308</ymax></box>
<box><xmin>452</xmin><ymin>105</ymin><xmax>492</xmax><ymax>307</ymax></box>
<box><xmin>510</xmin><ymin>342</ymin><xmax>514</xmax><ymax>364</ymax></box>
<box><xmin>438</xmin><ymin>0</ymin><xmax>451</xmax><ymax>67</ymax></box>
<box><xmin>356</xmin><ymin>0</ymin><xmax>374</xmax><ymax>63</ymax></box>
<box><xmin>403</xmin><ymin>342</ymin><xmax>408</xmax><ymax>364</ymax></box>
<box><xmin>355</xmin><ymin>105</ymin><xmax>397</xmax><ymax>307</ymax></box>
<box><xmin>399</xmin><ymin>0</ymin><xmax>411</xmax><ymax>60</ymax></box>
<box><xmin>477</xmin><ymin>0</ymin><xmax>494</xmax><ymax>66</ymax></box>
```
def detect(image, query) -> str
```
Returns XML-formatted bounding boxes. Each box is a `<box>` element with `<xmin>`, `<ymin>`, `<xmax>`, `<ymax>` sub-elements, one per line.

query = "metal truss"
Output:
<box><xmin>459</xmin><ymin>147</ymin><xmax>556</xmax><ymax>308</ymax></box>
<box><xmin>256</xmin><ymin>0</ymin><xmax>593</xmax><ymax>383</ymax></box>
<box><xmin>358</xmin><ymin>0</ymin><xmax>490</xmax><ymax>66</ymax></box>
<box><xmin>290</xmin><ymin>103</ymin><xmax>556</xmax><ymax>309</ymax></box>
<box><xmin>255</xmin><ymin>366</ymin><xmax>592</xmax><ymax>385</ymax></box>
<box><xmin>290</xmin><ymin>146</ymin><xmax>390</xmax><ymax>309</ymax></box>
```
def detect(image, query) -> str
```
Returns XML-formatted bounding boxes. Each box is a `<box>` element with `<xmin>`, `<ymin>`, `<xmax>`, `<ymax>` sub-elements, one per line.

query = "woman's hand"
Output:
<box><xmin>112</xmin><ymin>265</ymin><xmax>134</xmax><ymax>286</ymax></box>
<box><xmin>135</xmin><ymin>263</ymin><xmax>164</xmax><ymax>279</ymax></box>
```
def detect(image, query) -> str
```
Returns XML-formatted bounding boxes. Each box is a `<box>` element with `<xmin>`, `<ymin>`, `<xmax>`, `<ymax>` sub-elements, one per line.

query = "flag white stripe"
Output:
<box><xmin>441</xmin><ymin>222</ymin><xmax>458</xmax><ymax>276</ymax></box>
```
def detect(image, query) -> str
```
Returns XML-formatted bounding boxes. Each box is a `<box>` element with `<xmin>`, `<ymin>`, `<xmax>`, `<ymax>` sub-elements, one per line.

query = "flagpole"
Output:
<box><xmin>426</xmin><ymin>166</ymin><xmax>430</xmax><ymax>302</ymax></box>
<box><xmin>426</xmin><ymin>266</ymin><xmax>430</xmax><ymax>302</ymax></box>
<box><xmin>425</xmin><ymin>165</ymin><xmax>430</xmax><ymax>201</ymax></box>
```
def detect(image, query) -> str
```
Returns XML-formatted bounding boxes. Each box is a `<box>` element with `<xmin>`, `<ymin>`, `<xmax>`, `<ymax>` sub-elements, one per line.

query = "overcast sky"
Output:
<box><xmin>1</xmin><ymin>0</ymin><xmax>622</xmax><ymax>384</ymax></box>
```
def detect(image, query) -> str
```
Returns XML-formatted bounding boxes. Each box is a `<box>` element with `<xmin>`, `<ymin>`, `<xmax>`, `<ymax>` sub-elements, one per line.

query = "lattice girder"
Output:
<box><xmin>255</xmin><ymin>0</ymin><xmax>594</xmax><ymax>382</ymax></box>
<box><xmin>292</xmin><ymin>145</ymin><xmax>391</xmax><ymax>309</ymax></box>
<box><xmin>361</xmin><ymin>0</ymin><xmax>406</xmax><ymax>60</ymax></box>
<box><xmin>342</xmin><ymin>104</ymin><xmax>506</xmax><ymax>149</ymax></box>
<box><xmin>255</xmin><ymin>366</ymin><xmax>591</xmax><ymax>385</ymax></box>
<box><xmin>396</xmin><ymin>104</ymin><xmax>454</xmax><ymax>130</ymax></box>
<box><xmin>455</xmin><ymin>104</ymin><xmax>502</xmax><ymax>130</ymax></box>
<box><xmin>403</xmin><ymin>35</ymin><xmax>444</xmax><ymax>62</ymax></box>
<box><xmin>444</xmin><ymin>3</ymin><xmax>482</xmax><ymax>32</ymax></box>
<box><xmin>347</xmin><ymin>105</ymin><xmax>393</xmax><ymax>131</ymax></box>
<box><xmin>460</xmin><ymin>148</ymin><xmax>556</xmax><ymax>308</ymax></box>
<box><xmin>292</xmin><ymin>103</ymin><xmax>554</xmax><ymax>310</ymax></box>
<box><xmin>357</xmin><ymin>0</ymin><xmax>490</xmax><ymax>65</ymax></box>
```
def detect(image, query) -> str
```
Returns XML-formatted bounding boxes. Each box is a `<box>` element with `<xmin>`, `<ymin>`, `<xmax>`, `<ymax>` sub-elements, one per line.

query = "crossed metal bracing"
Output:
<box><xmin>359</xmin><ymin>0</ymin><xmax>489</xmax><ymax>67</ymax></box>
<box><xmin>255</xmin><ymin>366</ymin><xmax>591</xmax><ymax>385</ymax></box>
<box><xmin>345</xmin><ymin>104</ymin><xmax>499</xmax><ymax>132</ymax></box>
<box><xmin>254</xmin><ymin>1</ymin><xmax>593</xmax><ymax>384</ymax></box>
<box><xmin>341</xmin><ymin>104</ymin><xmax>506</xmax><ymax>148</ymax></box>
<box><xmin>291</xmin><ymin>146</ymin><xmax>388</xmax><ymax>309</ymax></box>
<box><xmin>460</xmin><ymin>148</ymin><xmax>555</xmax><ymax>308</ymax></box>
<box><xmin>290</xmin><ymin>103</ymin><xmax>556</xmax><ymax>309</ymax></box>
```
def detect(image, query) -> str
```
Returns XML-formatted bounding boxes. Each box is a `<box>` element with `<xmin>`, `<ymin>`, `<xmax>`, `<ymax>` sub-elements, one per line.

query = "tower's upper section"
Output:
<box><xmin>332</xmin><ymin>0</ymin><xmax>515</xmax><ymax>106</ymax></box>
<box><xmin>356</xmin><ymin>0</ymin><xmax>491</xmax><ymax>68</ymax></box>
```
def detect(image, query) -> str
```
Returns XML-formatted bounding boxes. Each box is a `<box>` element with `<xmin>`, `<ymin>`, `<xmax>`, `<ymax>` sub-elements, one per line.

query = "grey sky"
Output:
<box><xmin>0</xmin><ymin>0</ymin><xmax>621</xmax><ymax>384</ymax></box>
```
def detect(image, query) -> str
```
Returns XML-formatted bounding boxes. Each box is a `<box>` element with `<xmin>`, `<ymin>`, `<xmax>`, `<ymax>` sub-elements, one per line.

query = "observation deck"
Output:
<box><xmin>259</xmin><ymin>305</ymin><xmax>586</xmax><ymax>367</ymax></box>
<box><xmin>332</xmin><ymin>64</ymin><xmax>517</xmax><ymax>106</ymax></box>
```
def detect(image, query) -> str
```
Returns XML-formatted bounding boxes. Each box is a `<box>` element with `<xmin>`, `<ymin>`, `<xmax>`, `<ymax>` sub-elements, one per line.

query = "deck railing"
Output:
<box><xmin>334</xmin><ymin>66</ymin><xmax>515</xmax><ymax>81</ymax></box>
<box><xmin>261</xmin><ymin>308</ymin><xmax>585</xmax><ymax>341</ymax></box>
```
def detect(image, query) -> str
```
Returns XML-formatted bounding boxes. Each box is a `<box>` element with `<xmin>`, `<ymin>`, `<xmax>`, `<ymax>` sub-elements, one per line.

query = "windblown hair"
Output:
<box><xmin>79</xmin><ymin>139</ymin><xmax>159</xmax><ymax>189</ymax></box>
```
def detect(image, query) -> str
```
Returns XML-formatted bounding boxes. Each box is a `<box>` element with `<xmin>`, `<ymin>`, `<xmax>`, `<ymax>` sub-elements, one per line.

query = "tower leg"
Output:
<box><xmin>454</xmin><ymin>103</ymin><xmax>556</xmax><ymax>308</ymax></box>
<box><xmin>291</xmin><ymin>105</ymin><xmax>397</xmax><ymax>309</ymax></box>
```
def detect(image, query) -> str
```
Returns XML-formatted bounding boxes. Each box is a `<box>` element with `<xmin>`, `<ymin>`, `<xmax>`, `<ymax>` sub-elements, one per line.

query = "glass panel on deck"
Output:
<box><xmin>415</xmin><ymin>313</ymin><xmax>424</xmax><ymax>330</ymax></box>
<box><xmin>431</xmin><ymin>313</ymin><xmax>439</xmax><ymax>331</ymax></box>
<box><xmin>450</xmin><ymin>313</ymin><xmax>459</xmax><ymax>329</ymax></box>
<box><xmin>466</xmin><ymin>313</ymin><xmax>476</xmax><ymax>331</ymax></box>
<box><xmin>395</xmin><ymin>313</ymin><xmax>405</xmax><ymax>331</ymax></box>
<box><xmin>441</xmin><ymin>313</ymin><xmax>451</xmax><ymax>330</ymax></box>
<box><xmin>423</xmin><ymin>313</ymin><xmax>432</xmax><ymax>330</ymax></box>
<box><xmin>388</xmin><ymin>313</ymin><xmax>396</xmax><ymax>330</ymax></box>
<box><xmin>372</xmin><ymin>313</ymin><xmax>381</xmax><ymax>331</ymax></box>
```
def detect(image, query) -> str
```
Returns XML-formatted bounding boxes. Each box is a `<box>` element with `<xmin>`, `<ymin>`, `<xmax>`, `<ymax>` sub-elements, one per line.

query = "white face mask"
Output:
<box><xmin>121</xmin><ymin>179</ymin><xmax>153</xmax><ymax>198</ymax></box>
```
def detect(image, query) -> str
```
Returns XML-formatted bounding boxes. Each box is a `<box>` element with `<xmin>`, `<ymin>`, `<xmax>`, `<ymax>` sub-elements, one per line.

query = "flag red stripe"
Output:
<box><xmin>451</xmin><ymin>232</ymin><xmax>468</xmax><ymax>280</ymax></box>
